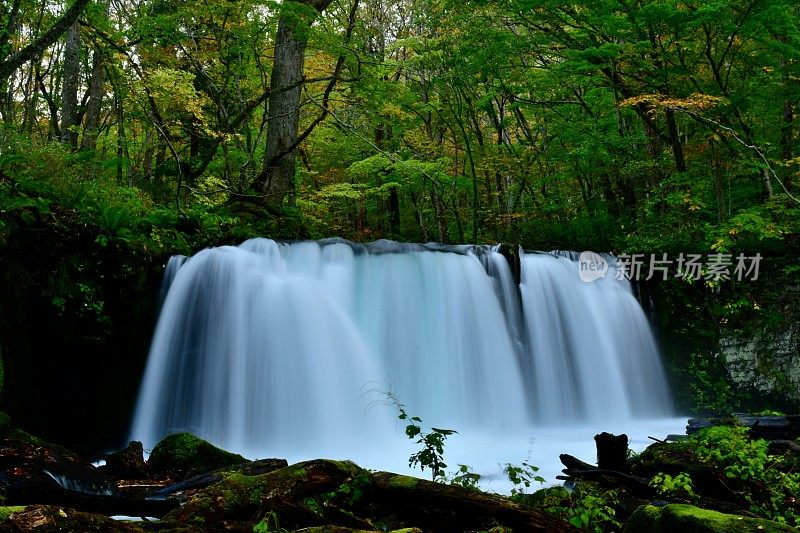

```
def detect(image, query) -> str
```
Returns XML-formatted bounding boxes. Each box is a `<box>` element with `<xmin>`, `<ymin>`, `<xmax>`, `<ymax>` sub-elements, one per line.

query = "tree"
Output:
<box><xmin>0</xmin><ymin>0</ymin><xmax>92</xmax><ymax>82</ymax></box>
<box><xmin>60</xmin><ymin>21</ymin><xmax>80</xmax><ymax>149</ymax></box>
<box><xmin>254</xmin><ymin>0</ymin><xmax>335</xmax><ymax>206</ymax></box>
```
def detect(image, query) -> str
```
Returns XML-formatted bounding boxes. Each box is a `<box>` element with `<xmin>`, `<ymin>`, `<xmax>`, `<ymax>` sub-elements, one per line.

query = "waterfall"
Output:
<box><xmin>131</xmin><ymin>238</ymin><xmax>672</xmax><ymax>462</ymax></box>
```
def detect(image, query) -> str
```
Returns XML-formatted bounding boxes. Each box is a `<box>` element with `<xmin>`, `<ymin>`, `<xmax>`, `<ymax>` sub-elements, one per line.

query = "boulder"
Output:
<box><xmin>624</xmin><ymin>504</ymin><xmax>795</xmax><ymax>533</ymax></box>
<box><xmin>101</xmin><ymin>441</ymin><xmax>149</xmax><ymax>480</ymax></box>
<box><xmin>147</xmin><ymin>433</ymin><xmax>248</xmax><ymax>479</ymax></box>
<box><xmin>0</xmin><ymin>429</ymin><xmax>118</xmax><ymax>501</ymax></box>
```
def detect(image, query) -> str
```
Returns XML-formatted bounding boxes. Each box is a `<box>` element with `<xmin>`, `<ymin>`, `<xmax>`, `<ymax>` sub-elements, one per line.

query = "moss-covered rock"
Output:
<box><xmin>164</xmin><ymin>459</ymin><xmax>364</xmax><ymax>530</ymax></box>
<box><xmin>624</xmin><ymin>504</ymin><xmax>796</xmax><ymax>533</ymax></box>
<box><xmin>147</xmin><ymin>432</ymin><xmax>248</xmax><ymax>479</ymax></box>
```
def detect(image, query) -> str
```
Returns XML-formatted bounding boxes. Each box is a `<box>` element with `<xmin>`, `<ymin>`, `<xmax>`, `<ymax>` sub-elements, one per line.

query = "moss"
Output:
<box><xmin>164</xmin><ymin>460</ymin><xmax>370</xmax><ymax>529</ymax></box>
<box><xmin>386</xmin><ymin>475</ymin><xmax>420</xmax><ymax>489</ymax></box>
<box><xmin>148</xmin><ymin>432</ymin><xmax>248</xmax><ymax>478</ymax></box>
<box><xmin>625</xmin><ymin>504</ymin><xmax>796</xmax><ymax>533</ymax></box>
<box><xmin>0</xmin><ymin>506</ymin><xmax>25</xmax><ymax>521</ymax></box>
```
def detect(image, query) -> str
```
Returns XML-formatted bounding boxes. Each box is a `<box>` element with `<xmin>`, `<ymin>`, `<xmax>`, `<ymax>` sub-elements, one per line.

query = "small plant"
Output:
<box><xmin>649</xmin><ymin>471</ymin><xmax>696</xmax><ymax>502</ymax></box>
<box><xmin>564</xmin><ymin>492</ymin><xmax>620</xmax><ymax>532</ymax></box>
<box><xmin>382</xmin><ymin>391</ymin><xmax>456</xmax><ymax>482</ymax></box>
<box><xmin>504</xmin><ymin>461</ymin><xmax>545</xmax><ymax>497</ymax></box>
<box><xmin>535</xmin><ymin>485</ymin><xmax>621</xmax><ymax>532</ymax></box>
<box><xmin>399</xmin><ymin>407</ymin><xmax>456</xmax><ymax>481</ymax></box>
<box><xmin>252</xmin><ymin>511</ymin><xmax>288</xmax><ymax>533</ymax></box>
<box><xmin>448</xmin><ymin>464</ymin><xmax>481</xmax><ymax>489</ymax></box>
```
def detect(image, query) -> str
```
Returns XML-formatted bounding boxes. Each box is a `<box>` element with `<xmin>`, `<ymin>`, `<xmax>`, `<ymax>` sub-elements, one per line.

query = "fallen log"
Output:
<box><xmin>559</xmin><ymin>453</ymin><xmax>595</xmax><ymax>471</ymax></box>
<box><xmin>151</xmin><ymin>457</ymin><xmax>288</xmax><ymax>498</ymax></box>
<box><xmin>368</xmin><ymin>471</ymin><xmax>577</xmax><ymax>532</ymax></box>
<box><xmin>166</xmin><ymin>459</ymin><xmax>577</xmax><ymax>532</ymax></box>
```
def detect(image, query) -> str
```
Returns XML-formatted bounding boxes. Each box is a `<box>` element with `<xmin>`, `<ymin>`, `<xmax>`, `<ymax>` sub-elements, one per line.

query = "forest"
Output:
<box><xmin>0</xmin><ymin>0</ymin><xmax>800</xmax><ymax>531</ymax></box>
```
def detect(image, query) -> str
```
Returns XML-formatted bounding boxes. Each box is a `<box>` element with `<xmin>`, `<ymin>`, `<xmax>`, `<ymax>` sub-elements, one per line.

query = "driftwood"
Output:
<box><xmin>558</xmin><ymin>454</ymin><xmax>654</xmax><ymax>498</ymax></box>
<box><xmin>559</xmin><ymin>433</ymin><xmax>654</xmax><ymax>498</ymax></box>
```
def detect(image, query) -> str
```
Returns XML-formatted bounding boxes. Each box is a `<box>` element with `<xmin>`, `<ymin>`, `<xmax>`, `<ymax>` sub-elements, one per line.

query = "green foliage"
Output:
<box><xmin>252</xmin><ymin>511</ymin><xmax>288</xmax><ymax>533</ymax></box>
<box><xmin>386</xmin><ymin>393</ymin><xmax>456</xmax><ymax>482</ymax></box>
<box><xmin>447</xmin><ymin>464</ymin><xmax>481</xmax><ymax>489</ymax></box>
<box><xmin>690</xmin><ymin>426</ymin><xmax>800</xmax><ymax>525</ymax></box>
<box><xmin>503</xmin><ymin>461</ymin><xmax>545</xmax><ymax>497</ymax></box>
<box><xmin>649</xmin><ymin>472</ymin><xmax>697</xmax><ymax>502</ymax></box>
<box><xmin>531</xmin><ymin>484</ymin><xmax>621</xmax><ymax>532</ymax></box>
<box><xmin>695</xmin><ymin>426</ymin><xmax>769</xmax><ymax>481</ymax></box>
<box><xmin>684</xmin><ymin>351</ymin><xmax>745</xmax><ymax>413</ymax></box>
<box><xmin>399</xmin><ymin>408</ymin><xmax>456</xmax><ymax>482</ymax></box>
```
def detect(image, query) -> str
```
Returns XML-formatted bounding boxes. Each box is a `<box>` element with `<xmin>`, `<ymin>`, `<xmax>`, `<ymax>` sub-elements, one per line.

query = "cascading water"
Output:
<box><xmin>131</xmin><ymin>238</ymin><xmax>677</xmax><ymax>485</ymax></box>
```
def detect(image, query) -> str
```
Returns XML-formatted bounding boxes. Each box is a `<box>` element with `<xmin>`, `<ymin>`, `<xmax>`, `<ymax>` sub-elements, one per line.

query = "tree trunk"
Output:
<box><xmin>81</xmin><ymin>46</ymin><xmax>105</xmax><ymax>151</ymax></box>
<box><xmin>60</xmin><ymin>21</ymin><xmax>80</xmax><ymax>149</ymax></box>
<box><xmin>255</xmin><ymin>0</ymin><xmax>333</xmax><ymax>206</ymax></box>
<box><xmin>665</xmin><ymin>108</ymin><xmax>687</xmax><ymax>172</ymax></box>
<box><xmin>0</xmin><ymin>0</ymin><xmax>91</xmax><ymax>82</ymax></box>
<box><xmin>781</xmin><ymin>99</ymin><xmax>794</xmax><ymax>191</ymax></box>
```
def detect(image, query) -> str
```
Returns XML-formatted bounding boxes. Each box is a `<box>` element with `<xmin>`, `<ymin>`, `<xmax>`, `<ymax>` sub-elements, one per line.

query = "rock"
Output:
<box><xmin>101</xmin><ymin>441</ymin><xmax>149</xmax><ymax>480</ymax></box>
<box><xmin>624</xmin><ymin>504</ymin><xmax>796</xmax><ymax>533</ymax></box>
<box><xmin>767</xmin><ymin>439</ymin><xmax>800</xmax><ymax>456</ymax></box>
<box><xmin>0</xmin><ymin>429</ymin><xmax>118</xmax><ymax>501</ymax></box>
<box><xmin>686</xmin><ymin>415</ymin><xmax>800</xmax><ymax>440</ymax></box>
<box><xmin>0</xmin><ymin>430</ymin><xmax>178</xmax><ymax>518</ymax></box>
<box><xmin>147</xmin><ymin>432</ymin><xmax>249</xmax><ymax>479</ymax></box>
<box><xmin>0</xmin><ymin>505</ymin><xmax>143</xmax><ymax>532</ymax></box>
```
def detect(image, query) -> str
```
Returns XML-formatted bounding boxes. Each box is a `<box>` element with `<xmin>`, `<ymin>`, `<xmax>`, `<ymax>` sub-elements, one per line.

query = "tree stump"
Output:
<box><xmin>595</xmin><ymin>432</ymin><xmax>628</xmax><ymax>472</ymax></box>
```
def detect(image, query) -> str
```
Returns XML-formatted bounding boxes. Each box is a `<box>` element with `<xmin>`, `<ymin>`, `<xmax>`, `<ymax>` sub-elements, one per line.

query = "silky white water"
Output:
<box><xmin>131</xmin><ymin>238</ymin><xmax>678</xmax><ymax>486</ymax></box>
